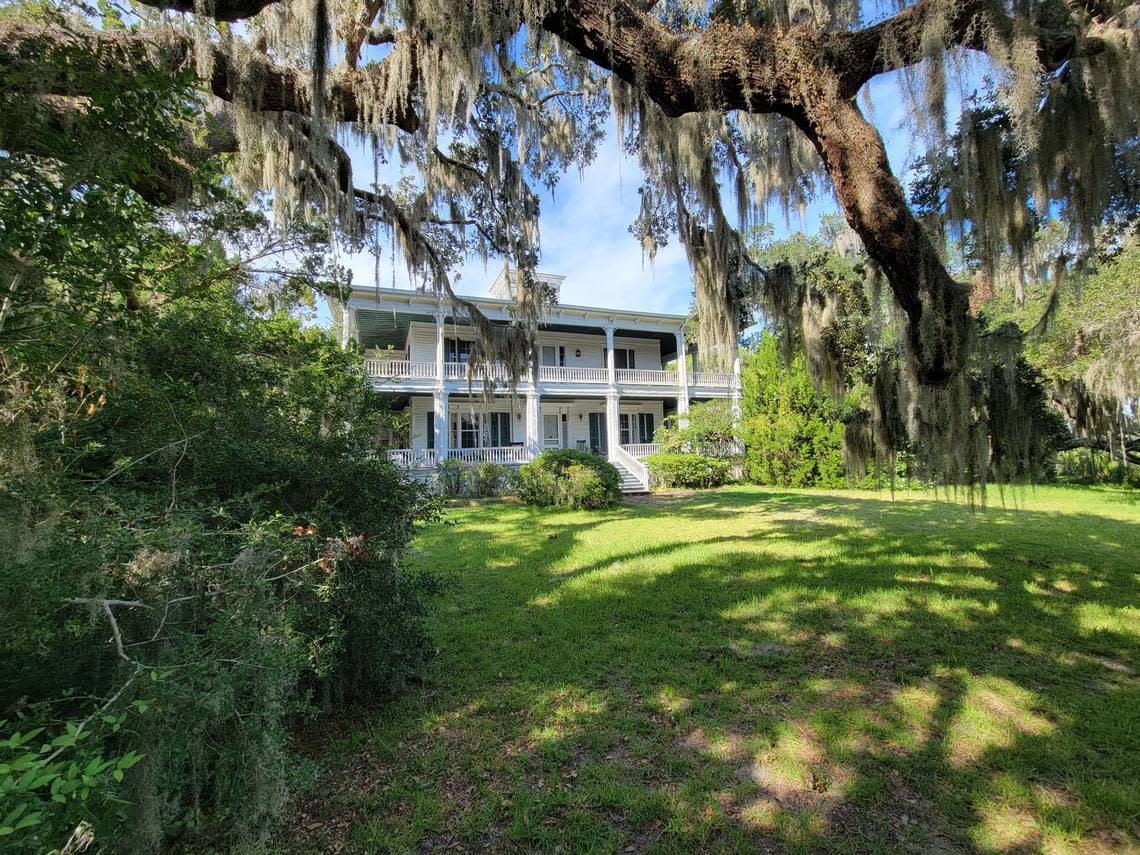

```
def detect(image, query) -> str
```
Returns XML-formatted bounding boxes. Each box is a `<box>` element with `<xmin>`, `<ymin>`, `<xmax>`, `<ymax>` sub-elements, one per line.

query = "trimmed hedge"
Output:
<box><xmin>646</xmin><ymin>453</ymin><xmax>732</xmax><ymax>488</ymax></box>
<box><xmin>519</xmin><ymin>450</ymin><xmax>621</xmax><ymax>509</ymax></box>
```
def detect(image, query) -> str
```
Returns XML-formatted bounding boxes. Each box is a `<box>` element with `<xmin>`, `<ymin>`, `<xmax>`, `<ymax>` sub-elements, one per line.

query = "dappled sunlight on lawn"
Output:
<box><xmin>283</xmin><ymin>486</ymin><xmax>1140</xmax><ymax>854</ymax></box>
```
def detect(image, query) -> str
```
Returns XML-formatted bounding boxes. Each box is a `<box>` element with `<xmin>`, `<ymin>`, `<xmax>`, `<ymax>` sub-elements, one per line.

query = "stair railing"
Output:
<box><xmin>611</xmin><ymin>443</ymin><xmax>649</xmax><ymax>491</ymax></box>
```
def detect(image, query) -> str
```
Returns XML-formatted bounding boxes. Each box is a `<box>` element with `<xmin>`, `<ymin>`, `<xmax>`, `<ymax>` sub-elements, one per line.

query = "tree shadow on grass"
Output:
<box><xmin>286</xmin><ymin>488</ymin><xmax>1140</xmax><ymax>854</ymax></box>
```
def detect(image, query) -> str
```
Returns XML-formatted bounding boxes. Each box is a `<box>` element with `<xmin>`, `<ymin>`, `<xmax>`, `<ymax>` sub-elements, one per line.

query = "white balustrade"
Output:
<box><xmin>538</xmin><ymin>366</ymin><xmax>610</xmax><ymax>383</ymax></box>
<box><xmin>445</xmin><ymin>362</ymin><xmax>519</xmax><ymax>383</ymax></box>
<box><xmin>691</xmin><ymin>371</ymin><xmax>734</xmax><ymax>387</ymax></box>
<box><xmin>365</xmin><ymin>359</ymin><xmax>437</xmax><ymax>380</ymax></box>
<box><xmin>444</xmin><ymin>446</ymin><xmax>532</xmax><ymax>464</ymax></box>
<box><xmin>386</xmin><ymin>449</ymin><xmax>438</xmax><ymax>468</ymax></box>
<box><xmin>615</xmin><ymin>369</ymin><xmax>677</xmax><ymax>385</ymax></box>
<box><xmin>621</xmin><ymin>443</ymin><xmax>661</xmax><ymax>459</ymax></box>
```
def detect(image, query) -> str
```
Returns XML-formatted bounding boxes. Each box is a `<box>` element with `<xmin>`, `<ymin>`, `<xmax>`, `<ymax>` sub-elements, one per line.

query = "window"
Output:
<box><xmin>619</xmin><ymin>414</ymin><xmax>631</xmax><ymax>445</ymax></box>
<box><xmin>445</xmin><ymin>337</ymin><xmax>473</xmax><ymax>364</ymax></box>
<box><xmin>637</xmin><ymin>413</ymin><xmax>655</xmax><ymax>444</ymax></box>
<box><xmin>540</xmin><ymin>345</ymin><xmax>565</xmax><ymax>367</ymax></box>
<box><xmin>426</xmin><ymin>411</ymin><xmax>434</xmax><ymax>450</ymax></box>
<box><xmin>487</xmin><ymin>412</ymin><xmax>511</xmax><ymax>447</ymax></box>
<box><xmin>451</xmin><ymin>412</ymin><xmax>480</xmax><ymax>448</ymax></box>
<box><xmin>614</xmin><ymin>348</ymin><xmax>636</xmax><ymax>369</ymax></box>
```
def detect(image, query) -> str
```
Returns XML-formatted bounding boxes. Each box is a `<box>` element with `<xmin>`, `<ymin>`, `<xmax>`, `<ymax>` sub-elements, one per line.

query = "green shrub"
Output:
<box><xmin>561</xmin><ymin>464</ymin><xmax>613</xmax><ymax>508</ymax></box>
<box><xmin>741</xmin><ymin>332</ymin><xmax>847</xmax><ymax>488</ymax></box>
<box><xmin>1</xmin><ymin>285</ymin><xmax>438</xmax><ymax>852</ymax></box>
<box><xmin>646</xmin><ymin>453</ymin><xmax>733</xmax><ymax>488</ymax></box>
<box><xmin>470</xmin><ymin>461</ymin><xmax>510</xmax><ymax>497</ymax></box>
<box><xmin>436</xmin><ymin>457</ymin><xmax>468</xmax><ymax>496</ymax></box>
<box><xmin>519</xmin><ymin>450</ymin><xmax>621</xmax><ymax>509</ymax></box>
<box><xmin>435</xmin><ymin>459</ymin><xmax>517</xmax><ymax>497</ymax></box>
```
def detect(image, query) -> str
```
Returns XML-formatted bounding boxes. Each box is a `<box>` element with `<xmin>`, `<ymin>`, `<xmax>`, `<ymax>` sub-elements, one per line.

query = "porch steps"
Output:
<box><xmin>611</xmin><ymin>460</ymin><xmax>649</xmax><ymax>495</ymax></box>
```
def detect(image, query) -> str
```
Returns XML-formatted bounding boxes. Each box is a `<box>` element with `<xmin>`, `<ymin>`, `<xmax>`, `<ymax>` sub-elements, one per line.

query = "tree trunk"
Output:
<box><xmin>788</xmin><ymin>94</ymin><xmax>970</xmax><ymax>385</ymax></box>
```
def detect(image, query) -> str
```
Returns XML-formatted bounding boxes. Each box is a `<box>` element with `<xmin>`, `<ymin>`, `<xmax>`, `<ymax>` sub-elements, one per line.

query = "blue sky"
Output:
<box><xmin>334</xmin><ymin>60</ymin><xmax>980</xmax><ymax>319</ymax></box>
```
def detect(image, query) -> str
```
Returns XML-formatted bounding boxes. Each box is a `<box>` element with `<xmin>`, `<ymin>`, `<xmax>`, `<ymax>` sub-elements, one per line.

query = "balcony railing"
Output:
<box><xmin>538</xmin><ymin>366</ymin><xmax>609</xmax><ymax>383</ymax></box>
<box><xmin>621</xmin><ymin>443</ymin><xmax>661</xmax><ymax>458</ymax></box>
<box><xmin>616</xmin><ymin>369</ymin><xmax>678</xmax><ymax>385</ymax></box>
<box><xmin>444</xmin><ymin>362</ymin><xmax>522</xmax><ymax>383</ymax></box>
<box><xmin>364</xmin><ymin>359</ymin><xmax>736</xmax><ymax>390</ymax></box>
<box><xmin>364</xmin><ymin>359</ymin><xmax>436</xmax><ymax>380</ymax></box>
<box><xmin>691</xmin><ymin>371</ymin><xmax>734</xmax><ymax>387</ymax></box>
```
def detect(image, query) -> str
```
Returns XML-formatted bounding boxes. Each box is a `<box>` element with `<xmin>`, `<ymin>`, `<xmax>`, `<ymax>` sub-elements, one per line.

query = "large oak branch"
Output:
<box><xmin>0</xmin><ymin>22</ymin><xmax>418</xmax><ymax>132</ymax></box>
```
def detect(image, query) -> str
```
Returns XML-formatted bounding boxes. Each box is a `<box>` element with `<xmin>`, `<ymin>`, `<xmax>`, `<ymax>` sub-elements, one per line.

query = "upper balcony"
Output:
<box><xmin>361</xmin><ymin>358</ymin><xmax>735</xmax><ymax>392</ymax></box>
<box><xmin>344</xmin><ymin>284</ymin><xmax>737</xmax><ymax>397</ymax></box>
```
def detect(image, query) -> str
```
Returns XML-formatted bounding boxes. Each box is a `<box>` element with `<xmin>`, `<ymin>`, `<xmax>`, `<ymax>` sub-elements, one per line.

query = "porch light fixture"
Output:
<box><xmin>574</xmin><ymin>349</ymin><xmax>581</xmax><ymax>357</ymax></box>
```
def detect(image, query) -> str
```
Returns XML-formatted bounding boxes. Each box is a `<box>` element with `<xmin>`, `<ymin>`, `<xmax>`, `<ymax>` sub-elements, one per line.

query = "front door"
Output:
<box><xmin>543</xmin><ymin>414</ymin><xmax>560</xmax><ymax>449</ymax></box>
<box><xmin>588</xmin><ymin>412</ymin><xmax>607</xmax><ymax>455</ymax></box>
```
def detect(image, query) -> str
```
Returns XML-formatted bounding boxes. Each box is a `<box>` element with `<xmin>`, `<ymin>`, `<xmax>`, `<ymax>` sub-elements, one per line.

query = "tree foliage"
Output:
<box><xmin>740</xmin><ymin>331</ymin><xmax>847</xmax><ymax>488</ymax></box>
<box><xmin>0</xmin><ymin>48</ymin><xmax>435</xmax><ymax>852</ymax></box>
<box><xmin>1</xmin><ymin>0</ymin><xmax>1135</xmax><ymax>482</ymax></box>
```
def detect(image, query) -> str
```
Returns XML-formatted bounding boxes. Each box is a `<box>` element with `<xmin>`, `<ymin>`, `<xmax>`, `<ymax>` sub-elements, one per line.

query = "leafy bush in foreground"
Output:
<box><xmin>646</xmin><ymin>452</ymin><xmax>733</xmax><ymax>488</ymax></box>
<box><xmin>519</xmin><ymin>450</ymin><xmax>621</xmax><ymax>508</ymax></box>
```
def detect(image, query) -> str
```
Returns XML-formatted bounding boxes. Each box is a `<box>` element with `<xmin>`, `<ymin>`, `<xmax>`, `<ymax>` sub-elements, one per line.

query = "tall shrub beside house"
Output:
<box><xmin>646</xmin><ymin>401</ymin><xmax>742</xmax><ymax>488</ymax></box>
<box><xmin>741</xmin><ymin>332</ymin><xmax>846</xmax><ymax>488</ymax></box>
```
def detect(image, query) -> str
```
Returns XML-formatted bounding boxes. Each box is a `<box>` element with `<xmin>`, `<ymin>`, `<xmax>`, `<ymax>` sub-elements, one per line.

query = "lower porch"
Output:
<box><xmin>382</xmin><ymin>394</ymin><xmax>670</xmax><ymax>490</ymax></box>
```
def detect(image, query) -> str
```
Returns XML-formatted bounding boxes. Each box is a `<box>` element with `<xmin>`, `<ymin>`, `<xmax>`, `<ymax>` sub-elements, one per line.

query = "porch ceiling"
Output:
<box><xmin>355</xmin><ymin>307</ymin><xmax>680</xmax><ymax>357</ymax></box>
<box><xmin>355</xmin><ymin>309</ymin><xmax>427</xmax><ymax>350</ymax></box>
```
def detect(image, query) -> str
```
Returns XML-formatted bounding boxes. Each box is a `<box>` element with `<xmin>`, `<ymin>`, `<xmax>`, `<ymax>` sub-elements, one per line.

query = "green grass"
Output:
<box><xmin>286</xmin><ymin>486</ymin><xmax>1140</xmax><ymax>853</ymax></box>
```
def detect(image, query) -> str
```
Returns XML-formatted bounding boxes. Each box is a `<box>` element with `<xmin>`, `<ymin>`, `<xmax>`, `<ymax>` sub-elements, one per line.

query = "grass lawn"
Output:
<box><xmin>285</xmin><ymin>486</ymin><xmax>1140</xmax><ymax>854</ymax></box>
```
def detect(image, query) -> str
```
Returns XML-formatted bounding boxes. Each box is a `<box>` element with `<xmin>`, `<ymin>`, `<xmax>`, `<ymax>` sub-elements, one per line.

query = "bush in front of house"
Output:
<box><xmin>646</xmin><ymin>452</ymin><xmax>733</xmax><ymax>488</ymax></box>
<box><xmin>470</xmin><ymin>462</ymin><xmax>514</xmax><ymax>497</ymax></box>
<box><xmin>435</xmin><ymin>459</ymin><xmax>517</xmax><ymax>498</ymax></box>
<box><xmin>519</xmin><ymin>450</ymin><xmax>621</xmax><ymax>509</ymax></box>
<box><xmin>436</xmin><ymin>457</ymin><xmax>468</xmax><ymax>496</ymax></box>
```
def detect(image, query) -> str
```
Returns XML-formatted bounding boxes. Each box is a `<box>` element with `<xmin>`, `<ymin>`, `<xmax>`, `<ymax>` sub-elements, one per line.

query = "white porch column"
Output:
<box><xmin>604</xmin><ymin>324</ymin><xmax>616</xmax><ymax>387</ymax></box>
<box><xmin>433</xmin><ymin>390</ymin><xmax>449</xmax><ymax>457</ymax></box>
<box><xmin>339</xmin><ymin>302</ymin><xmax>352</xmax><ymax>349</ymax></box>
<box><xmin>606</xmin><ymin>392</ymin><xmax>620</xmax><ymax>460</ymax></box>
<box><xmin>731</xmin><ymin>350</ymin><xmax>742</xmax><ymax>422</ymax></box>
<box><xmin>433</xmin><ymin>307</ymin><xmax>446</xmax><ymax>384</ymax></box>
<box><xmin>675</xmin><ymin>328</ymin><xmax>690</xmax><ymax>426</ymax></box>
<box><xmin>525</xmin><ymin>391</ymin><xmax>541</xmax><ymax>459</ymax></box>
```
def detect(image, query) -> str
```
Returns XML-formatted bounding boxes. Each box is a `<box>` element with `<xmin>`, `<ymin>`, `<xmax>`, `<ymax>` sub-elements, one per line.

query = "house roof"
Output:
<box><xmin>348</xmin><ymin>286</ymin><xmax>686</xmax><ymax>357</ymax></box>
<box><xmin>346</xmin><ymin>285</ymin><xmax>689</xmax><ymax>326</ymax></box>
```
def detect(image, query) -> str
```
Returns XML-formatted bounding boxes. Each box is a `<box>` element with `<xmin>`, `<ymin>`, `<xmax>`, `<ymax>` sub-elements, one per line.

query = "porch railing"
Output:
<box><xmin>691</xmin><ymin>371</ymin><xmax>734</xmax><ymax>387</ymax></box>
<box><xmin>621</xmin><ymin>443</ymin><xmax>661</xmax><ymax>459</ymax></box>
<box><xmin>386</xmin><ymin>447</ymin><xmax>533</xmax><ymax>467</ymax></box>
<box><xmin>386</xmin><ymin>449</ymin><xmax>438</xmax><ymax>468</ymax></box>
<box><xmin>365</xmin><ymin>359</ymin><xmax>436</xmax><ymax>380</ymax></box>
<box><xmin>615</xmin><ymin>369</ymin><xmax>678</xmax><ymax>385</ymax></box>
<box><xmin>538</xmin><ymin>366</ymin><xmax>609</xmax><ymax>383</ymax></box>
<box><xmin>443</xmin><ymin>446</ymin><xmax>532</xmax><ymax>464</ymax></box>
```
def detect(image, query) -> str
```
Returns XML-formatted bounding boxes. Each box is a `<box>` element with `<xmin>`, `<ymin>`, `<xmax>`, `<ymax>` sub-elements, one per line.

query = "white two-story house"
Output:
<box><xmin>338</xmin><ymin>271</ymin><xmax>740</xmax><ymax>492</ymax></box>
